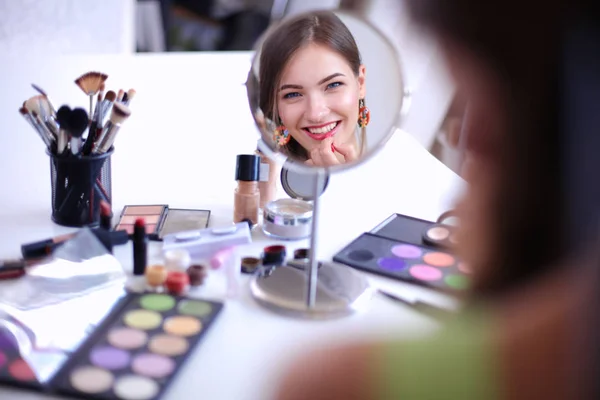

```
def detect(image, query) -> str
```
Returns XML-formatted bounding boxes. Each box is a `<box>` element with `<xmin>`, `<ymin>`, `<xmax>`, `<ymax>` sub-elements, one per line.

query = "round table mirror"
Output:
<box><xmin>245</xmin><ymin>9</ymin><xmax>407</xmax><ymax>318</ymax></box>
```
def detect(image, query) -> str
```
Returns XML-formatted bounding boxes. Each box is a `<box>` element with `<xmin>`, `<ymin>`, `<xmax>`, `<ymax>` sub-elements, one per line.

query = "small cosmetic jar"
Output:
<box><xmin>262</xmin><ymin>198</ymin><xmax>313</xmax><ymax>240</ymax></box>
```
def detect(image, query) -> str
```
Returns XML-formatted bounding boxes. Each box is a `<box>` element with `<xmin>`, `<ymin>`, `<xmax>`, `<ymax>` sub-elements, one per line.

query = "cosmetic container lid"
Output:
<box><xmin>235</xmin><ymin>154</ymin><xmax>260</xmax><ymax>181</ymax></box>
<box><xmin>264</xmin><ymin>198</ymin><xmax>313</xmax><ymax>225</ymax></box>
<box><xmin>280</xmin><ymin>161</ymin><xmax>329</xmax><ymax>201</ymax></box>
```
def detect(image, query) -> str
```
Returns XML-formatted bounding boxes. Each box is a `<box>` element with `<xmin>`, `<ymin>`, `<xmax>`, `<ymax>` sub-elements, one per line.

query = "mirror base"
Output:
<box><xmin>249</xmin><ymin>261</ymin><xmax>372</xmax><ymax>319</ymax></box>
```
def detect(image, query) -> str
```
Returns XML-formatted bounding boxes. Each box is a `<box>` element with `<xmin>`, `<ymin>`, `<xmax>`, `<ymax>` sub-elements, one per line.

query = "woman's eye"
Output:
<box><xmin>326</xmin><ymin>81</ymin><xmax>343</xmax><ymax>90</ymax></box>
<box><xmin>283</xmin><ymin>92</ymin><xmax>301</xmax><ymax>99</ymax></box>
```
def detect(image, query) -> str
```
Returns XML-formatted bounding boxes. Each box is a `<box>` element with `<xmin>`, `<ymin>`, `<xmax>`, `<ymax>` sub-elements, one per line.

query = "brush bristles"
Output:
<box><xmin>19</xmin><ymin>107</ymin><xmax>27</xmax><ymax>115</ymax></box>
<box><xmin>110</xmin><ymin>102</ymin><xmax>131</xmax><ymax>124</ymax></box>
<box><xmin>117</xmin><ymin>89</ymin><xmax>124</xmax><ymax>101</ymax></box>
<box><xmin>105</xmin><ymin>91</ymin><xmax>117</xmax><ymax>102</ymax></box>
<box><xmin>74</xmin><ymin>71</ymin><xmax>108</xmax><ymax>95</ymax></box>
<box><xmin>127</xmin><ymin>89</ymin><xmax>136</xmax><ymax>101</ymax></box>
<box><xmin>24</xmin><ymin>95</ymin><xmax>45</xmax><ymax>115</ymax></box>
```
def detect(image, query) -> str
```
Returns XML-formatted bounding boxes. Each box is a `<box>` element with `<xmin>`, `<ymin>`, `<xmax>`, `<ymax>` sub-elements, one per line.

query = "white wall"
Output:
<box><xmin>0</xmin><ymin>0</ymin><xmax>136</xmax><ymax>57</ymax></box>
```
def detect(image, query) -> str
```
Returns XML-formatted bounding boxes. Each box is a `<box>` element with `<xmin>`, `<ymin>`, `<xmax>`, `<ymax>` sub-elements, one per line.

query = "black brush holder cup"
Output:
<box><xmin>47</xmin><ymin>148</ymin><xmax>113</xmax><ymax>227</ymax></box>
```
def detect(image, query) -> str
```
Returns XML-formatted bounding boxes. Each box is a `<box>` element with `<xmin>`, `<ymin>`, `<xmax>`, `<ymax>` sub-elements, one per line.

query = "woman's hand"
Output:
<box><xmin>304</xmin><ymin>137</ymin><xmax>358</xmax><ymax>167</ymax></box>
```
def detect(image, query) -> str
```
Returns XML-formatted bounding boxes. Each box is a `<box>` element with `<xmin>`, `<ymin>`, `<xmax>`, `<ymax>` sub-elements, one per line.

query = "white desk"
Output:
<box><xmin>0</xmin><ymin>53</ymin><xmax>464</xmax><ymax>400</ymax></box>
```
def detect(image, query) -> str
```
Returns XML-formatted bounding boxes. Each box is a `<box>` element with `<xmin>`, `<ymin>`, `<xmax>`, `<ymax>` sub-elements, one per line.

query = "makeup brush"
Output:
<box><xmin>25</xmin><ymin>96</ymin><xmax>57</xmax><ymax>141</ymax></box>
<box><xmin>117</xmin><ymin>89</ymin><xmax>124</xmax><ymax>102</ymax></box>
<box><xmin>19</xmin><ymin>106</ymin><xmax>53</xmax><ymax>148</ymax></box>
<box><xmin>93</xmin><ymin>102</ymin><xmax>131</xmax><ymax>154</ymax></box>
<box><xmin>74</xmin><ymin>71</ymin><xmax>108</xmax><ymax>118</ymax></box>
<box><xmin>82</xmin><ymin>90</ymin><xmax>116</xmax><ymax>156</ymax></box>
<box><xmin>31</xmin><ymin>83</ymin><xmax>57</xmax><ymax>115</ymax></box>
<box><xmin>68</xmin><ymin>108</ymin><xmax>89</xmax><ymax>156</ymax></box>
<box><xmin>378</xmin><ymin>289</ymin><xmax>455</xmax><ymax>320</ymax></box>
<box><xmin>123</xmin><ymin>88</ymin><xmax>136</xmax><ymax>106</ymax></box>
<box><xmin>56</xmin><ymin>105</ymin><xmax>71</xmax><ymax>154</ymax></box>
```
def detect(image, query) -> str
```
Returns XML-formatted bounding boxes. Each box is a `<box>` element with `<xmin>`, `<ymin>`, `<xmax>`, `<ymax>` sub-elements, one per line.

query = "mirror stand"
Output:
<box><xmin>249</xmin><ymin>170</ymin><xmax>372</xmax><ymax>319</ymax></box>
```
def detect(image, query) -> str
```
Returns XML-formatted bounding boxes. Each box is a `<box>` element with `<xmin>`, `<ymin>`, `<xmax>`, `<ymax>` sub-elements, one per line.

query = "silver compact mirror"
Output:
<box><xmin>246</xmin><ymin>8</ymin><xmax>407</xmax><ymax>319</ymax></box>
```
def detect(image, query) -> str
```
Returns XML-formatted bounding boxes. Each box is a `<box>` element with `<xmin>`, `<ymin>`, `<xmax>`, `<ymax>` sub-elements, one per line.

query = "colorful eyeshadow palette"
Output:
<box><xmin>332</xmin><ymin>233</ymin><xmax>471</xmax><ymax>293</ymax></box>
<box><xmin>52</xmin><ymin>293</ymin><xmax>223</xmax><ymax>400</ymax></box>
<box><xmin>0</xmin><ymin>293</ymin><xmax>223</xmax><ymax>400</ymax></box>
<box><xmin>115</xmin><ymin>205</ymin><xmax>211</xmax><ymax>240</ymax></box>
<box><xmin>0</xmin><ymin>330</ymin><xmax>42</xmax><ymax>391</ymax></box>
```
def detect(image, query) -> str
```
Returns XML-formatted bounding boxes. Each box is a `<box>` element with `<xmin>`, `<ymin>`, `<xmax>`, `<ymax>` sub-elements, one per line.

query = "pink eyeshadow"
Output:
<box><xmin>117</xmin><ymin>224</ymin><xmax>156</xmax><ymax>234</ymax></box>
<box><xmin>409</xmin><ymin>265</ymin><xmax>443</xmax><ymax>281</ymax></box>
<box><xmin>120</xmin><ymin>215</ymin><xmax>160</xmax><ymax>225</ymax></box>
<box><xmin>124</xmin><ymin>205</ymin><xmax>166</xmax><ymax>215</ymax></box>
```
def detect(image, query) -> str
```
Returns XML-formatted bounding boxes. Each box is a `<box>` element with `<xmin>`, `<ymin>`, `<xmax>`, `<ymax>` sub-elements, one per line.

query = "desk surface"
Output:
<box><xmin>0</xmin><ymin>52</ymin><xmax>464</xmax><ymax>400</ymax></box>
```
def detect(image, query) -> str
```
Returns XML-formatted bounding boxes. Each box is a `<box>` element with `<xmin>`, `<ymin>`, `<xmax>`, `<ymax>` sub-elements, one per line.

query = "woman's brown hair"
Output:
<box><xmin>405</xmin><ymin>1</ymin><xmax>566</xmax><ymax>297</ymax></box>
<box><xmin>258</xmin><ymin>10</ymin><xmax>366</xmax><ymax>160</ymax></box>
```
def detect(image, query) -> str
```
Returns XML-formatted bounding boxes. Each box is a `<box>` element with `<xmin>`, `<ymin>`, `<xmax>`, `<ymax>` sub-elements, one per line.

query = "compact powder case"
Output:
<box><xmin>262</xmin><ymin>163</ymin><xmax>329</xmax><ymax>240</ymax></box>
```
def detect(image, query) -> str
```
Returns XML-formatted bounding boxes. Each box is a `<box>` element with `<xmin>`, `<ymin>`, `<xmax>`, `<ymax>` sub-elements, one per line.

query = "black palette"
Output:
<box><xmin>333</xmin><ymin>233</ymin><xmax>471</xmax><ymax>293</ymax></box>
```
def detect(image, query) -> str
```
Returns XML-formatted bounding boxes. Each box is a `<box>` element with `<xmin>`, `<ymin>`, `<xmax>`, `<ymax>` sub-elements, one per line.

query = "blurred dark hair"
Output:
<box><xmin>258</xmin><ymin>10</ymin><xmax>363</xmax><ymax>160</ymax></box>
<box><xmin>404</xmin><ymin>1</ymin><xmax>567</xmax><ymax>296</ymax></box>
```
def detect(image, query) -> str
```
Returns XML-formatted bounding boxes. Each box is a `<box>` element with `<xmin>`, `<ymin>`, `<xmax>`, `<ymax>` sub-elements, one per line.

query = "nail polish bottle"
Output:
<box><xmin>255</xmin><ymin>146</ymin><xmax>277</xmax><ymax>209</ymax></box>
<box><xmin>234</xmin><ymin>154</ymin><xmax>261</xmax><ymax>227</ymax></box>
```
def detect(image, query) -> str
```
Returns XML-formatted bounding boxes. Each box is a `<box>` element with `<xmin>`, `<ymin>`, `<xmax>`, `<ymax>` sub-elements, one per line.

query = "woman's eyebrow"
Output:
<box><xmin>318</xmin><ymin>72</ymin><xmax>344</xmax><ymax>84</ymax></box>
<box><xmin>279</xmin><ymin>73</ymin><xmax>346</xmax><ymax>91</ymax></box>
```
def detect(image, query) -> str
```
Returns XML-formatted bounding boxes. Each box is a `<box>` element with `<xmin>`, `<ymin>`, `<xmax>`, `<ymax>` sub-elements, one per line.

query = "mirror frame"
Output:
<box><xmin>245</xmin><ymin>9</ymin><xmax>410</xmax><ymax>175</ymax></box>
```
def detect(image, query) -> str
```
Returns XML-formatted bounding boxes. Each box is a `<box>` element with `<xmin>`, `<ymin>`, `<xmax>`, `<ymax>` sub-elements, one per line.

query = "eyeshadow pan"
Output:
<box><xmin>426</xmin><ymin>226</ymin><xmax>450</xmax><ymax>241</ymax></box>
<box><xmin>391</xmin><ymin>244</ymin><xmax>422</xmax><ymax>259</ymax></box>
<box><xmin>177</xmin><ymin>300</ymin><xmax>212</xmax><ymax>317</ymax></box>
<box><xmin>90</xmin><ymin>346</ymin><xmax>131</xmax><ymax>370</ymax></box>
<box><xmin>163</xmin><ymin>316</ymin><xmax>202</xmax><ymax>337</ymax></box>
<box><xmin>445</xmin><ymin>274</ymin><xmax>470</xmax><ymax>289</ymax></box>
<box><xmin>148</xmin><ymin>335</ymin><xmax>189</xmax><ymax>357</ymax></box>
<box><xmin>124</xmin><ymin>205</ymin><xmax>166</xmax><ymax>215</ymax></box>
<box><xmin>348</xmin><ymin>249</ymin><xmax>374</xmax><ymax>261</ymax></box>
<box><xmin>131</xmin><ymin>353</ymin><xmax>175</xmax><ymax>379</ymax></box>
<box><xmin>458</xmin><ymin>262</ymin><xmax>471</xmax><ymax>274</ymax></box>
<box><xmin>123</xmin><ymin>310</ymin><xmax>163</xmax><ymax>330</ymax></box>
<box><xmin>9</xmin><ymin>359</ymin><xmax>36</xmax><ymax>381</ymax></box>
<box><xmin>409</xmin><ymin>265</ymin><xmax>443</xmax><ymax>281</ymax></box>
<box><xmin>140</xmin><ymin>294</ymin><xmax>176</xmax><ymax>312</ymax></box>
<box><xmin>70</xmin><ymin>366</ymin><xmax>114</xmax><ymax>394</ymax></box>
<box><xmin>107</xmin><ymin>328</ymin><xmax>148</xmax><ymax>350</ymax></box>
<box><xmin>423</xmin><ymin>252</ymin><xmax>455</xmax><ymax>267</ymax></box>
<box><xmin>114</xmin><ymin>375</ymin><xmax>160</xmax><ymax>400</ymax></box>
<box><xmin>377</xmin><ymin>257</ymin><xmax>407</xmax><ymax>271</ymax></box>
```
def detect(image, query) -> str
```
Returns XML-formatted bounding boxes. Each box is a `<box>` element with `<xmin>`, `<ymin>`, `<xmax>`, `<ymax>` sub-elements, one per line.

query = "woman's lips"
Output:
<box><xmin>303</xmin><ymin>121</ymin><xmax>340</xmax><ymax>141</ymax></box>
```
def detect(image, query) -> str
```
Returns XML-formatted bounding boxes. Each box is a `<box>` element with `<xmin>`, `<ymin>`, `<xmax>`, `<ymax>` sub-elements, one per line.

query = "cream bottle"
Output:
<box><xmin>233</xmin><ymin>154</ymin><xmax>261</xmax><ymax>227</ymax></box>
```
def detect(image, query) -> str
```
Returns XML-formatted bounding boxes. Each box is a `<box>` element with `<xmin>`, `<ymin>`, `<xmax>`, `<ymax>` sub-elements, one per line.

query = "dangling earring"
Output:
<box><xmin>273</xmin><ymin>125</ymin><xmax>290</xmax><ymax>146</ymax></box>
<box><xmin>358</xmin><ymin>98</ymin><xmax>371</xmax><ymax>128</ymax></box>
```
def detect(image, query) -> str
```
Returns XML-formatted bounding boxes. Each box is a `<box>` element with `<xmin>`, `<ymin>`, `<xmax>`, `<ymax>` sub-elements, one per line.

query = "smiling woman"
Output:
<box><xmin>257</xmin><ymin>11</ymin><xmax>369</xmax><ymax>166</ymax></box>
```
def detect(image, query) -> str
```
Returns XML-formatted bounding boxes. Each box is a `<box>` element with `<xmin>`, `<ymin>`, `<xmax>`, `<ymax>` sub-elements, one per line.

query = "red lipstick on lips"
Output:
<box><xmin>303</xmin><ymin>121</ymin><xmax>340</xmax><ymax>141</ymax></box>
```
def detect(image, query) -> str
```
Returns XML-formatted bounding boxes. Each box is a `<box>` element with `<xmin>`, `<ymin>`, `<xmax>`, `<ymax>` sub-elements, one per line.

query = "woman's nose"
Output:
<box><xmin>305</xmin><ymin>95</ymin><xmax>328</xmax><ymax>123</ymax></box>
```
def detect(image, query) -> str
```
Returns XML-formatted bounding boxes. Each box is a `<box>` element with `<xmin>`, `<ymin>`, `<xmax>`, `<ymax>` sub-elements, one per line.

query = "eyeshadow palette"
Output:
<box><xmin>115</xmin><ymin>205</ymin><xmax>211</xmax><ymax>240</ymax></box>
<box><xmin>0</xmin><ymin>293</ymin><xmax>223</xmax><ymax>399</ymax></box>
<box><xmin>51</xmin><ymin>293</ymin><xmax>223</xmax><ymax>400</ymax></box>
<box><xmin>0</xmin><ymin>330</ymin><xmax>41</xmax><ymax>391</ymax></box>
<box><xmin>332</xmin><ymin>233</ymin><xmax>471</xmax><ymax>293</ymax></box>
<box><xmin>370</xmin><ymin>213</ymin><xmax>458</xmax><ymax>251</ymax></box>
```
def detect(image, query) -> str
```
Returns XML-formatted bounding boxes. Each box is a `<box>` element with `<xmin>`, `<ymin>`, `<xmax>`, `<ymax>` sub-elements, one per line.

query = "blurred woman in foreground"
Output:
<box><xmin>274</xmin><ymin>1</ymin><xmax>600</xmax><ymax>399</ymax></box>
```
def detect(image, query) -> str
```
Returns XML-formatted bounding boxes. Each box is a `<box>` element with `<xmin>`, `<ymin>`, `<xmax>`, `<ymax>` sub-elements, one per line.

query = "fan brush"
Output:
<box><xmin>74</xmin><ymin>71</ymin><xmax>108</xmax><ymax>118</ymax></box>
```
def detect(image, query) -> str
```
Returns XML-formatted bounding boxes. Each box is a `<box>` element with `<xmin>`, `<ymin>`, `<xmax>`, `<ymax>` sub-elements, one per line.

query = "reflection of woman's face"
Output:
<box><xmin>277</xmin><ymin>43</ymin><xmax>366</xmax><ymax>154</ymax></box>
